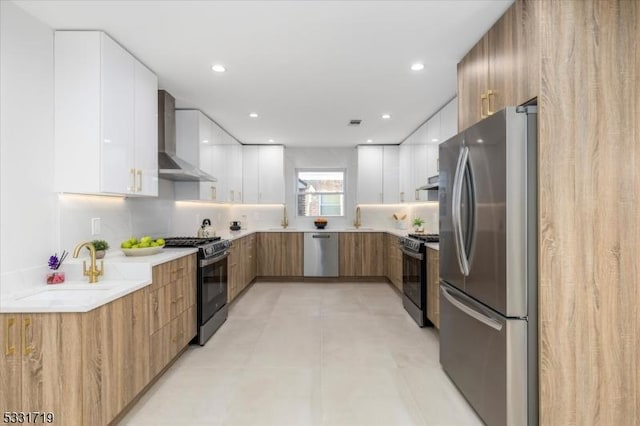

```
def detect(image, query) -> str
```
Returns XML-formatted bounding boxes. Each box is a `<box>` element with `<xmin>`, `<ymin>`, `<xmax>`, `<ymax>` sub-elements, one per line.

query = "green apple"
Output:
<box><xmin>150</xmin><ymin>242</ymin><xmax>158</xmax><ymax>247</ymax></box>
<box><xmin>128</xmin><ymin>237</ymin><xmax>138</xmax><ymax>245</ymax></box>
<box><xmin>139</xmin><ymin>241</ymin><xmax>150</xmax><ymax>248</ymax></box>
<box><xmin>155</xmin><ymin>238</ymin><xmax>165</xmax><ymax>246</ymax></box>
<box><xmin>140</xmin><ymin>236</ymin><xmax>153</xmax><ymax>244</ymax></box>
<box><xmin>121</xmin><ymin>241</ymin><xmax>132</xmax><ymax>249</ymax></box>
<box><xmin>131</xmin><ymin>244</ymin><xmax>139</xmax><ymax>249</ymax></box>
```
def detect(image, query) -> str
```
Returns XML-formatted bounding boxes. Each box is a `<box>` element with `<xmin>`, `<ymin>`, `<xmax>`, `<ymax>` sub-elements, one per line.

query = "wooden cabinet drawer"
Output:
<box><xmin>148</xmin><ymin>286</ymin><xmax>170</xmax><ymax>334</ymax></box>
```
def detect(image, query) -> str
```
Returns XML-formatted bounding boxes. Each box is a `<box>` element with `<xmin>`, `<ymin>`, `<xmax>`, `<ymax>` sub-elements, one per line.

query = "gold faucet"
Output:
<box><xmin>73</xmin><ymin>241</ymin><xmax>104</xmax><ymax>283</ymax></box>
<box><xmin>353</xmin><ymin>206</ymin><xmax>362</xmax><ymax>229</ymax></box>
<box><xmin>281</xmin><ymin>205</ymin><xmax>289</xmax><ymax>229</ymax></box>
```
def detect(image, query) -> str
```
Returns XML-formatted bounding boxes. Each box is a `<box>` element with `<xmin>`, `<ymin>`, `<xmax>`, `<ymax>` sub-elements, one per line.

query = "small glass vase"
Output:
<box><xmin>46</xmin><ymin>271</ymin><xmax>65</xmax><ymax>284</ymax></box>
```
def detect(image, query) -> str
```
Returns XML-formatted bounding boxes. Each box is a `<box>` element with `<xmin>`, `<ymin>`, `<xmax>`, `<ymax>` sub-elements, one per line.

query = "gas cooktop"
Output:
<box><xmin>163</xmin><ymin>237</ymin><xmax>221</xmax><ymax>247</ymax></box>
<box><xmin>407</xmin><ymin>233</ymin><xmax>439</xmax><ymax>243</ymax></box>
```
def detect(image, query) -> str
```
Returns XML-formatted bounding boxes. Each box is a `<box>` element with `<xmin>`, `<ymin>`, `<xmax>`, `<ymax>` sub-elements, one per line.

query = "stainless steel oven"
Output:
<box><xmin>400</xmin><ymin>233</ymin><xmax>439</xmax><ymax>327</ymax></box>
<box><xmin>163</xmin><ymin>237</ymin><xmax>231</xmax><ymax>345</ymax></box>
<box><xmin>198</xmin><ymin>248</ymin><xmax>229</xmax><ymax>345</ymax></box>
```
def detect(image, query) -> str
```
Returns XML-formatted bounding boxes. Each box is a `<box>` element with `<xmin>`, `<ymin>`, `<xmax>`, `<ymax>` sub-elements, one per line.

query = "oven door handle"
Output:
<box><xmin>400</xmin><ymin>246</ymin><xmax>424</xmax><ymax>261</ymax></box>
<box><xmin>199</xmin><ymin>251</ymin><xmax>230</xmax><ymax>267</ymax></box>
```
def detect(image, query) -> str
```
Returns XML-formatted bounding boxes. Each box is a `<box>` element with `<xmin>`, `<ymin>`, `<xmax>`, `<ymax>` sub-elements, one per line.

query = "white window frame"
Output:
<box><xmin>295</xmin><ymin>168</ymin><xmax>346</xmax><ymax>217</ymax></box>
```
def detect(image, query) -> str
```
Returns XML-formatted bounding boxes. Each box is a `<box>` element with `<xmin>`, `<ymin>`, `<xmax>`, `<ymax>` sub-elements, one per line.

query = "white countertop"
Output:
<box><xmin>1</xmin><ymin>232</ymin><xmax>438</xmax><ymax>314</ymax></box>
<box><xmin>0</xmin><ymin>248</ymin><xmax>197</xmax><ymax>314</ymax></box>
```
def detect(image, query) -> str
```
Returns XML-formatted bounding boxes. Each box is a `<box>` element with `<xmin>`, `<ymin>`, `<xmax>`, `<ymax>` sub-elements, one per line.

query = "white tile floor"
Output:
<box><xmin>119</xmin><ymin>282</ymin><xmax>483</xmax><ymax>426</ymax></box>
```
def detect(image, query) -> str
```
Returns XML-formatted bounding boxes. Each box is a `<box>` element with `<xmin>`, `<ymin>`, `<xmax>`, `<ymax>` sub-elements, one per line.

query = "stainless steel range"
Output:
<box><xmin>399</xmin><ymin>233</ymin><xmax>438</xmax><ymax>327</ymax></box>
<box><xmin>164</xmin><ymin>237</ymin><xmax>231</xmax><ymax>345</ymax></box>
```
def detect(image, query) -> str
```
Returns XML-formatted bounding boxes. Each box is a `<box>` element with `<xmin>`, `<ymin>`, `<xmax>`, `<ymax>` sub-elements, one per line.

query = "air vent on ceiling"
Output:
<box><xmin>348</xmin><ymin>119</ymin><xmax>362</xmax><ymax>126</ymax></box>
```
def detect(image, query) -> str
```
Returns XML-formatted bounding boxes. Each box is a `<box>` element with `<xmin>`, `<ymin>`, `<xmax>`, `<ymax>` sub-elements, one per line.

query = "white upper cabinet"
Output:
<box><xmin>133</xmin><ymin>61</ymin><xmax>160</xmax><ymax>196</ymax></box>
<box><xmin>356</xmin><ymin>145</ymin><xmax>399</xmax><ymax>204</ymax></box>
<box><xmin>398</xmin><ymin>96</ymin><xmax>457</xmax><ymax>202</ymax></box>
<box><xmin>399</xmin><ymin>144</ymin><xmax>413</xmax><ymax>203</ymax></box>
<box><xmin>54</xmin><ymin>31</ymin><xmax>158</xmax><ymax>196</ymax></box>
<box><xmin>228</xmin><ymin>141</ymin><xmax>243</xmax><ymax>202</ymax></box>
<box><xmin>174</xmin><ymin>110</ymin><xmax>229</xmax><ymax>202</ymax></box>
<box><xmin>242</xmin><ymin>145</ymin><xmax>284</xmax><ymax>204</ymax></box>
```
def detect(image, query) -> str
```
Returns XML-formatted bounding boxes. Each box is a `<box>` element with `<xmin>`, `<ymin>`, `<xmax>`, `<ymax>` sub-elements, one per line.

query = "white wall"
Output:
<box><xmin>0</xmin><ymin>1</ymin><xmax>56</xmax><ymax>286</ymax></box>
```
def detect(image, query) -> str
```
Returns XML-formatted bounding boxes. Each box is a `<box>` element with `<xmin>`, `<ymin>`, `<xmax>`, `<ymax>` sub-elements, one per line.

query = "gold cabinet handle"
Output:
<box><xmin>211</xmin><ymin>186</ymin><xmax>217</xmax><ymax>200</ymax></box>
<box><xmin>480</xmin><ymin>92</ymin><xmax>488</xmax><ymax>118</ymax></box>
<box><xmin>128</xmin><ymin>168</ymin><xmax>136</xmax><ymax>192</ymax></box>
<box><xmin>136</xmin><ymin>169</ymin><xmax>142</xmax><ymax>192</ymax></box>
<box><xmin>487</xmin><ymin>90</ymin><xmax>495</xmax><ymax>116</ymax></box>
<box><xmin>23</xmin><ymin>317</ymin><xmax>33</xmax><ymax>355</ymax></box>
<box><xmin>400</xmin><ymin>192</ymin><xmax>405</xmax><ymax>203</ymax></box>
<box><xmin>5</xmin><ymin>317</ymin><xmax>16</xmax><ymax>356</ymax></box>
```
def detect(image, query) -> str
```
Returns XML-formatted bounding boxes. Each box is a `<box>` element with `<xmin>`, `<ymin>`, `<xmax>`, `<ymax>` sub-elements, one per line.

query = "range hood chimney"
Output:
<box><xmin>157</xmin><ymin>90</ymin><xmax>216</xmax><ymax>182</ymax></box>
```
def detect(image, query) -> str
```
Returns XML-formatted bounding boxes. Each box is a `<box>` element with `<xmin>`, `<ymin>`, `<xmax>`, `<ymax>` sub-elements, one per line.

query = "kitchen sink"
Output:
<box><xmin>13</xmin><ymin>282</ymin><xmax>128</xmax><ymax>303</ymax></box>
<box><xmin>16</xmin><ymin>288</ymin><xmax>111</xmax><ymax>302</ymax></box>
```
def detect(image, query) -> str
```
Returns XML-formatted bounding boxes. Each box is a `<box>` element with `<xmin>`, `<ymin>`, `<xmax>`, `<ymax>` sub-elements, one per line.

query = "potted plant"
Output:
<box><xmin>89</xmin><ymin>239</ymin><xmax>110</xmax><ymax>259</ymax></box>
<box><xmin>412</xmin><ymin>217</ymin><xmax>425</xmax><ymax>233</ymax></box>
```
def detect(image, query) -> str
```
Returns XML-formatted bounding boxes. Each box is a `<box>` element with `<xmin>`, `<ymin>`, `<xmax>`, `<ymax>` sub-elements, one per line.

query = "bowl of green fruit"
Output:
<box><xmin>120</xmin><ymin>236</ymin><xmax>165</xmax><ymax>257</ymax></box>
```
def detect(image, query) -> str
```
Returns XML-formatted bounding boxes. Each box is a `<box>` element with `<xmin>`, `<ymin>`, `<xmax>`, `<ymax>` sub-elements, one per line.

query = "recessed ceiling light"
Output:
<box><xmin>477</xmin><ymin>139</ymin><xmax>484</xmax><ymax>143</ymax></box>
<box><xmin>431</xmin><ymin>138</ymin><xmax>439</xmax><ymax>142</ymax></box>
<box><xmin>268</xmin><ymin>139</ymin><xmax>275</xmax><ymax>143</ymax></box>
<box><xmin>211</xmin><ymin>64</ymin><xmax>226</xmax><ymax>73</ymax></box>
<box><xmin>381</xmin><ymin>114</ymin><xmax>391</xmax><ymax>120</ymax></box>
<box><xmin>249</xmin><ymin>112</ymin><xmax>259</xmax><ymax>118</ymax></box>
<box><xmin>366</xmin><ymin>139</ymin><xmax>373</xmax><ymax>143</ymax></box>
<box><xmin>410</xmin><ymin>63</ymin><xmax>425</xmax><ymax>71</ymax></box>
<box><xmin>202</xmin><ymin>139</ymin><xmax>209</xmax><ymax>144</ymax></box>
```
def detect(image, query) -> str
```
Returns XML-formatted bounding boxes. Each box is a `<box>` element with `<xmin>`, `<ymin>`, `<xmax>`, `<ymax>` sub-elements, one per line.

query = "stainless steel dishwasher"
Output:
<box><xmin>304</xmin><ymin>232</ymin><xmax>339</xmax><ymax>277</ymax></box>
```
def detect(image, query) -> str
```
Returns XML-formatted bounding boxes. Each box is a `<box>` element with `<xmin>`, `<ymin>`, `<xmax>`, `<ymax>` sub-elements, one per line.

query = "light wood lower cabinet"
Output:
<box><xmin>0</xmin><ymin>313</ymin><xmax>83</xmax><ymax>425</ymax></box>
<box><xmin>257</xmin><ymin>232</ymin><xmax>303</xmax><ymax>277</ymax></box>
<box><xmin>384</xmin><ymin>233</ymin><xmax>403</xmax><ymax>290</ymax></box>
<box><xmin>426</xmin><ymin>248</ymin><xmax>440</xmax><ymax>329</ymax></box>
<box><xmin>339</xmin><ymin>232</ymin><xmax>385</xmax><ymax>277</ymax></box>
<box><xmin>147</xmin><ymin>254</ymin><xmax>196</xmax><ymax>378</ymax></box>
<box><xmin>228</xmin><ymin>234</ymin><xmax>258</xmax><ymax>303</ymax></box>
<box><xmin>82</xmin><ymin>288</ymin><xmax>150</xmax><ymax>425</ymax></box>
<box><xmin>0</xmin><ymin>253</ymin><xmax>197</xmax><ymax>426</ymax></box>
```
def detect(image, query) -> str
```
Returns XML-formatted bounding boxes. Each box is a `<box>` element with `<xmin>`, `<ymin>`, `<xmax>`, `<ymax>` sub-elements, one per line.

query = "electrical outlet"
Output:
<box><xmin>91</xmin><ymin>218</ymin><xmax>101</xmax><ymax>235</ymax></box>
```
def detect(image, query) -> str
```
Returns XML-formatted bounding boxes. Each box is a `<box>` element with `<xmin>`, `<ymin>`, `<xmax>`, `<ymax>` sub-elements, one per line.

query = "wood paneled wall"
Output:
<box><xmin>538</xmin><ymin>1</ymin><xmax>639</xmax><ymax>424</ymax></box>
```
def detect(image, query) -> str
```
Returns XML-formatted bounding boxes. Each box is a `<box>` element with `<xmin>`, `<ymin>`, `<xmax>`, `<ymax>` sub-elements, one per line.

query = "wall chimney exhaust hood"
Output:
<box><xmin>417</xmin><ymin>174</ymin><xmax>439</xmax><ymax>191</ymax></box>
<box><xmin>157</xmin><ymin>90</ymin><xmax>216</xmax><ymax>182</ymax></box>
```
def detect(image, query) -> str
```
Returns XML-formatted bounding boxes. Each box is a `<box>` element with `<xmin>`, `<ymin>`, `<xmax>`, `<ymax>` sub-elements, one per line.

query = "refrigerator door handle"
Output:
<box><xmin>441</xmin><ymin>285</ymin><xmax>503</xmax><ymax>331</ymax></box>
<box><xmin>451</xmin><ymin>147</ymin><xmax>464</xmax><ymax>274</ymax></box>
<box><xmin>460</xmin><ymin>150</ymin><xmax>472</xmax><ymax>276</ymax></box>
<box><xmin>452</xmin><ymin>146</ymin><xmax>470</xmax><ymax>276</ymax></box>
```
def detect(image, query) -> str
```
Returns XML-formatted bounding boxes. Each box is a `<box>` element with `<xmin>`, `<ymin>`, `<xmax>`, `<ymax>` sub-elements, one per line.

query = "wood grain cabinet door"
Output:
<box><xmin>458</xmin><ymin>0</ymin><xmax>540</xmax><ymax>132</ymax></box>
<box><xmin>281</xmin><ymin>233</ymin><xmax>303</xmax><ymax>276</ymax></box>
<box><xmin>339</xmin><ymin>233</ymin><xmax>360</xmax><ymax>276</ymax></box>
<box><xmin>360</xmin><ymin>233</ymin><xmax>385</xmax><ymax>276</ymax></box>
<box><xmin>21</xmin><ymin>313</ymin><xmax>83</xmax><ymax>426</ymax></box>
<box><xmin>426</xmin><ymin>248</ymin><xmax>440</xmax><ymax>329</ymax></box>
<box><xmin>0</xmin><ymin>314</ymin><xmax>22</xmax><ymax>412</ymax></box>
<box><xmin>457</xmin><ymin>34</ymin><xmax>489</xmax><ymax>132</ymax></box>
<box><xmin>257</xmin><ymin>232</ymin><xmax>303</xmax><ymax>277</ymax></box>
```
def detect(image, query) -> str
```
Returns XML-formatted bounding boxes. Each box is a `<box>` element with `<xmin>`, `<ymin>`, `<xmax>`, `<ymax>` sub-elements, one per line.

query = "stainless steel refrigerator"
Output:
<box><xmin>439</xmin><ymin>106</ymin><xmax>537</xmax><ymax>426</ymax></box>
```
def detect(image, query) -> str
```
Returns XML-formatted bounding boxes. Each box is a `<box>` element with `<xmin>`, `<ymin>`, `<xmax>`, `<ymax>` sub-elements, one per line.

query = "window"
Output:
<box><xmin>296</xmin><ymin>170</ymin><xmax>345</xmax><ymax>217</ymax></box>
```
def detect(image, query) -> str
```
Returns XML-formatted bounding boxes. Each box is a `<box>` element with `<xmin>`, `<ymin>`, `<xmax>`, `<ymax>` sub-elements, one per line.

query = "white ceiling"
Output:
<box><xmin>16</xmin><ymin>0</ymin><xmax>513</xmax><ymax>147</ymax></box>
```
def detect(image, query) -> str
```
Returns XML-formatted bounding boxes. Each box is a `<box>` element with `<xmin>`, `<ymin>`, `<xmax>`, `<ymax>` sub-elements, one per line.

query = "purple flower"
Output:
<box><xmin>48</xmin><ymin>255</ymin><xmax>60</xmax><ymax>270</ymax></box>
